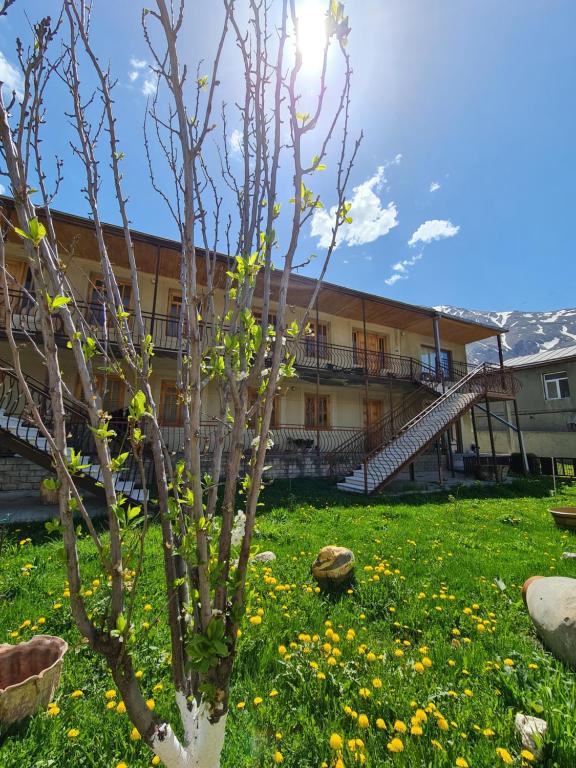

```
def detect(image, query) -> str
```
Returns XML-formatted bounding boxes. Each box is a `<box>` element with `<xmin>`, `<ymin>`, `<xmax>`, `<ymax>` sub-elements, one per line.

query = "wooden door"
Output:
<box><xmin>363</xmin><ymin>398</ymin><xmax>384</xmax><ymax>451</ymax></box>
<box><xmin>355</xmin><ymin>332</ymin><xmax>387</xmax><ymax>374</ymax></box>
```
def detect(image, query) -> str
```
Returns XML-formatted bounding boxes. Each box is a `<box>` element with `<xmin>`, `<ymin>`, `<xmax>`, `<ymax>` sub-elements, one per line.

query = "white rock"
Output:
<box><xmin>561</xmin><ymin>552</ymin><xmax>576</xmax><ymax>559</ymax></box>
<box><xmin>252</xmin><ymin>551</ymin><xmax>276</xmax><ymax>562</ymax></box>
<box><xmin>515</xmin><ymin>713</ymin><xmax>547</xmax><ymax>760</ymax></box>
<box><xmin>524</xmin><ymin>576</ymin><xmax>576</xmax><ymax>669</ymax></box>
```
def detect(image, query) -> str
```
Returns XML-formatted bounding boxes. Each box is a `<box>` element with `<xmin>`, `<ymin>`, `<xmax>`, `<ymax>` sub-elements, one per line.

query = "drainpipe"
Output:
<box><xmin>497</xmin><ymin>333</ymin><xmax>506</xmax><ymax>391</ymax></box>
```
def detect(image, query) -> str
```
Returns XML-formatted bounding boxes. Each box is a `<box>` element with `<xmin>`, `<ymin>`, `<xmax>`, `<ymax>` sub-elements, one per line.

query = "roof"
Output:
<box><xmin>505</xmin><ymin>344</ymin><xmax>576</xmax><ymax>369</ymax></box>
<box><xmin>0</xmin><ymin>195</ymin><xmax>503</xmax><ymax>345</ymax></box>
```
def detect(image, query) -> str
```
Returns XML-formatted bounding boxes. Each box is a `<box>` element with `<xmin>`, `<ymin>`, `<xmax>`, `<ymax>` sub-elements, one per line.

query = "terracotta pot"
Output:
<box><xmin>0</xmin><ymin>635</ymin><xmax>68</xmax><ymax>726</ymax></box>
<box><xmin>549</xmin><ymin>507</ymin><xmax>576</xmax><ymax>530</ymax></box>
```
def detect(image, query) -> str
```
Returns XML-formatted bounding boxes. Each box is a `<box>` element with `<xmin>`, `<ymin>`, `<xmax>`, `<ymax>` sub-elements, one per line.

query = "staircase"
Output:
<box><xmin>334</xmin><ymin>364</ymin><xmax>518</xmax><ymax>494</ymax></box>
<box><xmin>0</xmin><ymin>360</ymin><xmax>148</xmax><ymax>503</ymax></box>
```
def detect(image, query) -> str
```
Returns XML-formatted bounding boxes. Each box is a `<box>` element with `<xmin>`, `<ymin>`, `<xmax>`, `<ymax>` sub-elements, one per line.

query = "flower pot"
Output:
<box><xmin>549</xmin><ymin>507</ymin><xmax>576</xmax><ymax>531</ymax></box>
<box><xmin>0</xmin><ymin>635</ymin><xmax>68</xmax><ymax>726</ymax></box>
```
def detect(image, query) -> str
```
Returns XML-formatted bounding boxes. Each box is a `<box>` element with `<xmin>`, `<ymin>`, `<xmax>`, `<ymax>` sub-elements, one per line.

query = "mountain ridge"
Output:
<box><xmin>435</xmin><ymin>305</ymin><xmax>576</xmax><ymax>364</ymax></box>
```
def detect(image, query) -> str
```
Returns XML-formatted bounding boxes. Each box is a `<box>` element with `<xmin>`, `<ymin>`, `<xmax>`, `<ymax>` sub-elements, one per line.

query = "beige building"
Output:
<box><xmin>475</xmin><ymin>346</ymin><xmax>576</xmax><ymax>463</ymax></box>
<box><xmin>0</xmin><ymin>201</ymin><xmax>517</xmax><ymax>495</ymax></box>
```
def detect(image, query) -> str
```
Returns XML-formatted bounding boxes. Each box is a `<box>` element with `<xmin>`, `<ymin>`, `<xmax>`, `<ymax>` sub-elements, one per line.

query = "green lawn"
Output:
<box><xmin>1</xmin><ymin>479</ymin><xmax>576</xmax><ymax>767</ymax></box>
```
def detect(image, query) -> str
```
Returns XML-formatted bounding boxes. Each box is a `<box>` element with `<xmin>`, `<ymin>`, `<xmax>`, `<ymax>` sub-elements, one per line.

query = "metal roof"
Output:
<box><xmin>505</xmin><ymin>344</ymin><xmax>576</xmax><ymax>368</ymax></box>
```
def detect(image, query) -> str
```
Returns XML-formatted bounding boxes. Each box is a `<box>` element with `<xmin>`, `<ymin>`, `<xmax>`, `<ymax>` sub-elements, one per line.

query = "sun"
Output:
<box><xmin>294</xmin><ymin>2</ymin><xmax>329</xmax><ymax>71</ymax></box>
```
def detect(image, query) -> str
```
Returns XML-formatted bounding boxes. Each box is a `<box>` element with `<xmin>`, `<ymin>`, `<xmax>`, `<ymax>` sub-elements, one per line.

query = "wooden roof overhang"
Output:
<box><xmin>1</xmin><ymin>197</ymin><xmax>502</xmax><ymax>346</ymax></box>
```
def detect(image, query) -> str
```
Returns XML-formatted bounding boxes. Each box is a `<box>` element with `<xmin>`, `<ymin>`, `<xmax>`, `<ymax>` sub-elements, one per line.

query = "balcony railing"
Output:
<box><xmin>0</xmin><ymin>290</ymin><xmax>505</xmax><ymax>390</ymax></box>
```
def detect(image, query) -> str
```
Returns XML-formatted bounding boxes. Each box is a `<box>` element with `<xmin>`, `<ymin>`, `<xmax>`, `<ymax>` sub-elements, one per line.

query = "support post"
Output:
<box><xmin>149</xmin><ymin>244</ymin><xmax>161</xmax><ymax>339</ymax></box>
<box><xmin>435</xmin><ymin>440</ymin><xmax>443</xmax><ymax>485</ymax></box>
<box><xmin>512</xmin><ymin>398</ymin><xmax>530</xmax><ymax>474</ymax></box>
<box><xmin>445</xmin><ymin>430</ymin><xmax>455</xmax><ymax>477</ymax></box>
<box><xmin>485</xmin><ymin>397</ymin><xmax>498</xmax><ymax>480</ymax></box>
<box><xmin>497</xmin><ymin>333</ymin><xmax>507</xmax><ymax>390</ymax></box>
<box><xmin>433</xmin><ymin>314</ymin><xmax>445</xmax><ymax>392</ymax></box>
<box><xmin>470</xmin><ymin>405</ymin><xmax>480</xmax><ymax>455</ymax></box>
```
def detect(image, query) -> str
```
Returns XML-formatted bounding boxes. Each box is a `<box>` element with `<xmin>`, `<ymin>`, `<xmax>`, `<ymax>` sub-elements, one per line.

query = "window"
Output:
<box><xmin>304</xmin><ymin>393</ymin><xmax>330</xmax><ymax>428</ymax></box>
<box><xmin>159</xmin><ymin>380</ymin><xmax>183</xmax><ymax>426</ymax></box>
<box><xmin>88</xmin><ymin>275</ymin><xmax>132</xmax><ymax>326</ymax></box>
<box><xmin>305</xmin><ymin>321</ymin><xmax>329</xmax><ymax>359</ymax></box>
<box><xmin>421</xmin><ymin>346</ymin><xmax>452</xmax><ymax>378</ymax></box>
<box><xmin>94</xmin><ymin>374</ymin><xmax>126</xmax><ymax>414</ymax></box>
<box><xmin>252</xmin><ymin>309</ymin><xmax>277</xmax><ymax>328</ymax></box>
<box><xmin>167</xmin><ymin>292</ymin><xmax>182</xmax><ymax>337</ymax></box>
<box><xmin>248</xmin><ymin>388</ymin><xmax>279</xmax><ymax>428</ymax></box>
<box><xmin>543</xmin><ymin>371</ymin><xmax>570</xmax><ymax>401</ymax></box>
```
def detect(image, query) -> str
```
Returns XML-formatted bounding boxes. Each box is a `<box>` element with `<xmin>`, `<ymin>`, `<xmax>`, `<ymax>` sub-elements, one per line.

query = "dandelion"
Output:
<box><xmin>359</xmin><ymin>688</ymin><xmax>371</xmax><ymax>698</ymax></box>
<box><xmin>249</xmin><ymin>615</ymin><xmax>262</xmax><ymax>625</ymax></box>
<box><xmin>70</xmin><ymin>690</ymin><xmax>83</xmax><ymax>699</ymax></box>
<box><xmin>151</xmin><ymin>758</ymin><xmax>160</xmax><ymax>766</ymax></box>
<box><xmin>483</xmin><ymin>728</ymin><xmax>495</xmax><ymax>737</ymax></box>
<box><xmin>131</xmin><ymin>727</ymin><xmax>141</xmax><ymax>740</ymax></box>
<box><xmin>456</xmin><ymin>759</ymin><xmax>469</xmax><ymax>768</ymax></box>
<box><xmin>521</xmin><ymin>749</ymin><xmax>535</xmax><ymax>762</ymax></box>
<box><xmin>274</xmin><ymin>751</ymin><xmax>284</xmax><ymax>763</ymax></box>
<box><xmin>269</xmin><ymin>689</ymin><xmax>278</xmax><ymax>698</ymax></box>
<box><xmin>394</xmin><ymin>720</ymin><xmax>407</xmax><ymax>733</ymax></box>
<box><xmin>413</xmin><ymin>661</ymin><xmax>425</xmax><ymax>673</ymax></box>
<box><xmin>329</xmin><ymin>733</ymin><xmax>343</xmax><ymax>750</ymax></box>
<box><xmin>253</xmin><ymin>696</ymin><xmax>263</xmax><ymax>706</ymax></box>
<box><xmin>358</xmin><ymin>714</ymin><xmax>369</xmax><ymax>728</ymax></box>
<box><xmin>116</xmin><ymin>701</ymin><xmax>126</xmax><ymax>714</ymax></box>
<box><xmin>135</xmin><ymin>670</ymin><xmax>144</xmax><ymax>679</ymax></box>
<box><xmin>394</xmin><ymin>649</ymin><xmax>404</xmax><ymax>657</ymax></box>
<box><xmin>387</xmin><ymin>738</ymin><xmax>404</xmax><ymax>753</ymax></box>
<box><xmin>464</xmin><ymin>689</ymin><xmax>473</xmax><ymax>697</ymax></box>
<box><xmin>437</xmin><ymin>718</ymin><xmax>449</xmax><ymax>731</ymax></box>
<box><xmin>278</xmin><ymin>645</ymin><xmax>287</xmax><ymax>655</ymax></box>
<box><xmin>144</xmin><ymin>603</ymin><xmax>152</xmax><ymax>611</ymax></box>
<box><xmin>496</xmin><ymin>747</ymin><xmax>514</xmax><ymax>765</ymax></box>
<box><xmin>376</xmin><ymin>718</ymin><xmax>386</xmax><ymax>730</ymax></box>
<box><xmin>116</xmin><ymin>763</ymin><xmax>128</xmax><ymax>768</ymax></box>
<box><xmin>411</xmin><ymin>724</ymin><xmax>423</xmax><ymax>736</ymax></box>
<box><xmin>372</xmin><ymin>677</ymin><xmax>382</xmax><ymax>688</ymax></box>
<box><xmin>67</xmin><ymin>728</ymin><xmax>80</xmax><ymax>738</ymax></box>
<box><xmin>237</xmin><ymin>701</ymin><xmax>246</xmax><ymax>709</ymax></box>
<box><xmin>105</xmin><ymin>689</ymin><xmax>117</xmax><ymax>700</ymax></box>
<box><xmin>503</xmin><ymin>658</ymin><xmax>514</xmax><ymax>667</ymax></box>
<box><xmin>47</xmin><ymin>702</ymin><xmax>60</xmax><ymax>717</ymax></box>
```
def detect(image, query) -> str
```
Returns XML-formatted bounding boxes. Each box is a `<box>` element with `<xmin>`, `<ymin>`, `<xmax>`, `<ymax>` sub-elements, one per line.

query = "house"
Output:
<box><xmin>474</xmin><ymin>346</ymin><xmax>576</xmax><ymax>465</ymax></box>
<box><xmin>0</xmin><ymin>199</ymin><xmax>518</xmax><ymax>495</ymax></box>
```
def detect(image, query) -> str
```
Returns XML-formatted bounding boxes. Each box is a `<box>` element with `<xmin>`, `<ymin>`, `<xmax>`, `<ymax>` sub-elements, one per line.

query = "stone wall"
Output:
<box><xmin>0</xmin><ymin>455</ymin><xmax>47</xmax><ymax>491</ymax></box>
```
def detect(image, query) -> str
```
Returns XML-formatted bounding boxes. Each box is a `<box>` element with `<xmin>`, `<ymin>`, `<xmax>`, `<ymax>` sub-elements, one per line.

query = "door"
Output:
<box><xmin>354</xmin><ymin>332</ymin><xmax>388</xmax><ymax>374</ymax></box>
<box><xmin>363</xmin><ymin>398</ymin><xmax>384</xmax><ymax>451</ymax></box>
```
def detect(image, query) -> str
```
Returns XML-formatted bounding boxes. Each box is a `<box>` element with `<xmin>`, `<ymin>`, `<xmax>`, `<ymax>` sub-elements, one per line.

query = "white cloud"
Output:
<box><xmin>311</xmin><ymin>165</ymin><xmax>399</xmax><ymax>249</ymax></box>
<box><xmin>142</xmin><ymin>75</ymin><xmax>157</xmax><ymax>97</ymax></box>
<box><xmin>0</xmin><ymin>50</ymin><xmax>23</xmax><ymax>101</ymax></box>
<box><xmin>0</xmin><ymin>183</ymin><xmax>5</xmax><ymax>194</ymax></box>
<box><xmin>384</xmin><ymin>252</ymin><xmax>422</xmax><ymax>286</ymax></box>
<box><xmin>128</xmin><ymin>70</ymin><xmax>139</xmax><ymax>82</ymax></box>
<box><xmin>130</xmin><ymin>58</ymin><xmax>148</xmax><ymax>70</ymax></box>
<box><xmin>229</xmin><ymin>128</ymin><xmax>242</xmax><ymax>154</ymax></box>
<box><xmin>429</xmin><ymin>181</ymin><xmax>440</xmax><ymax>192</ymax></box>
<box><xmin>408</xmin><ymin>219</ymin><xmax>459</xmax><ymax>246</ymax></box>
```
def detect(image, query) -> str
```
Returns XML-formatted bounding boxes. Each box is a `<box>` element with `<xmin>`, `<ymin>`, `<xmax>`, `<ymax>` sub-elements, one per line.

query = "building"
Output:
<box><xmin>474</xmin><ymin>346</ymin><xmax>576</xmax><ymax>462</ymax></box>
<box><xmin>0</xmin><ymin>200</ymin><xmax>518</xmax><ymax>496</ymax></box>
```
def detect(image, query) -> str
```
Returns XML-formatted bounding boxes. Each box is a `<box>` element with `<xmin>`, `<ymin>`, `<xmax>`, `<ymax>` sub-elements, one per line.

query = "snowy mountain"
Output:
<box><xmin>435</xmin><ymin>306</ymin><xmax>576</xmax><ymax>364</ymax></box>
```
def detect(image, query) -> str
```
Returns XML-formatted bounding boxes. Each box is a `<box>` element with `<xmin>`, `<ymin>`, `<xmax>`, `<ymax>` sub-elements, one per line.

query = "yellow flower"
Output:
<box><xmin>249</xmin><ymin>615</ymin><xmax>262</xmax><ymax>626</ymax></box>
<box><xmin>414</xmin><ymin>709</ymin><xmax>427</xmax><ymax>723</ymax></box>
<box><xmin>105</xmin><ymin>689</ymin><xmax>117</xmax><ymax>700</ymax></box>
<box><xmin>151</xmin><ymin>758</ymin><xmax>161</xmax><ymax>766</ymax></box>
<box><xmin>317</xmin><ymin>672</ymin><xmax>326</xmax><ymax>680</ymax></box>
<box><xmin>366</xmin><ymin>652</ymin><xmax>377</xmax><ymax>662</ymax></box>
<box><xmin>335</xmin><ymin>760</ymin><xmax>345</xmax><ymax>768</ymax></box>
<box><xmin>278</xmin><ymin>645</ymin><xmax>287</xmax><ymax>655</ymax></box>
<box><xmin>359</xmin><ymin>688</ymin><xmax>371</xmax><ymax>698</ymax></box>
<box><xmin>106</xmin><ymin>701</ymin><xmax>116</xmax><ymax>710</ymax></box>
<box><xmin>135</xmin><ymin>670</ymin><xmax>144</xmax><ymax>679</ymax></box>
<box><xmin>116</xmin><ymin>763</ymin><xmax>128</xmax><ymax>768</ymax></box>
<box><xmin>503</xmin><ymin>658</ymin><xmax>514</xmax><ymax>667</ymax></box>
<box><xmin>394</xmin><ymin>649</ymin><xmax>404</xmax><ymax>658</ymax></box>
<box><xmin>67</xmin><ymin>728</ymin><xmax>80</xmax><ymax>738</ymax></box>
<box><xmin>521</xmin><ymin>749</ymin><xmax>535</xmax><ymax>762</ymax></box>
<box><xmin>131</xmin><ymin>727</ymin><xmax>141</xmax><ymax>740</ymax></box>
<box><xmin>329</xmin><ymin>733</ymin><xmax>343</xmax><ymax>750</ymax></box>
<box><xmin>237</xmin><ymin>701</ymin><xmax>246</xmax><ymax>709</ymax></box>
<box><xmin>372</xmin><ymin>677</ymin><xmax>382</xmax><ymax>688</ymax></box>
<box><xmin>411</xmin><ymin>724</ymin><xmax>423</xmax><ymax>736</ymax></box>
<box><xmin>358</xmin><ymin>714</ymin><xmax>369</xmax><ymax>729</ymax></box>
<box><xmin>394</xmin><ymin>720</ymin><xmax>407</xmax><ymax>733</ymax></box>
<box><xmin>146</xmin><ymin>699</ymin><xmax>155</xmax><ymax>710</ymax></box>
<box><xmin>37</xmin><ymin>617</ymin><xmax>46</xmax><ymax>625</ymax></box>
<box><xmin>144</xmin><ymin>603</ymin><xmax>152</xmax><ymax>611</ymax></box>
<box><xmin>483</xmin><ymin>728</ymin><xmax>495</xmax><ymax>737</ymax></box>
<box><xmin>456</xmin><ymin>759</ymin><xmax>469</xmax><ymax>768</ymax></box>
<box><xmin>387</xmin><ymin>737</ymin><xmax>404</xmax><ymax>753</ymax></box>
<box><xmin>47</xmin><ymin>703</ymin><xmax>60</xmax><ymax>717</ymax></box>
<box><xmin>253</xmin><ymin>696</ymin><xmax>263</xmax><ymax>706</ymax></box>
<box><xmin>464</xmin><ymin>689</ymin><xmax>473</xmax><ymax>697</ymax></box>
<box><xmin>376</xmin><ymin>718</ymin><xmax>386</xmax><ymax>730</ymax></box>
<box><xmin>422</xmin><ymin>656</ymin><xmax>432</xmax><ymax>668</ymax></box>
<box><xmin>269</xmin><ymin>689</ymin><xmax>278</xmax><ymax>698</ymax></box>
<box><xmin>274</xmin><ymin>751</ymin><xmax>284</xmax><ymax>764</ymax></box>
<box><xmin>116</xmin><ymin>701</ymin><xmax>126</xmax><ymax>714</ymax></box>
<box><xmin>496</xmin><ymin>747</ymin><xmax>514</xmax><ymax>765</ymax></box>
<box><xmin>327</xmin><ymin>656</ymin><xmax>337</xmax><ymax>666</ymax></box>
<box><xmin>70</xmin><ymin>690</ymin><xmax>83</xmax><ymax>699</ymax></box>
<box><xmin>437</xmin><ymin>718</ymin><xmax>449</xmax><ymax>731</ymax></box>
<box><xmin>413</xmin><ymin>662</ymin><xmax>425</xmax><ymax>673</ymax></box>
<box><xmin>153</xmin><ymin>683</ymin><xmax>164</xmax><ymax>692</ymax></box>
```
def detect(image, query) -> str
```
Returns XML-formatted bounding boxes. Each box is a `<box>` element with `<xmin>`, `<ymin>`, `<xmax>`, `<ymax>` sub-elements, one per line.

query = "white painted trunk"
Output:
<box><xmin>151</xmin><ymin>695</ymin><xmax>227</xmax><ymax>768</ymax></box>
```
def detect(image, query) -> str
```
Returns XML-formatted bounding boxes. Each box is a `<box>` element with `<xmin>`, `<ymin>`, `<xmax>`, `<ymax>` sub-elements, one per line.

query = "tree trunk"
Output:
<box><xmin>152</xmin><ymin>698</ymin><xmax>227</xmax><ymax>768</ymax></box>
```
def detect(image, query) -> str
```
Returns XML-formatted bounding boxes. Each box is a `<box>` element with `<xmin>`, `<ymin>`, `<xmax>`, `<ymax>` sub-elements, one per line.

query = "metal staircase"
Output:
<box><xmin>333</xmin><ymin>364</ymin><xmax>518</xmax><ymax>494</ymax></box>
<box><xmin>0</xmin><ymin>360</ymin><xmax>148</xmax><ymax>502</ymax></box>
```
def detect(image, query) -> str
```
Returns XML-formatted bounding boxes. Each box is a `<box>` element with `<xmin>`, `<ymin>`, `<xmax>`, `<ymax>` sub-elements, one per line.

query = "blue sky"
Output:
<box><xmin>1</xmin><ymin>0</ymin><xmax>575</xmax><ymax>312</ymax></box>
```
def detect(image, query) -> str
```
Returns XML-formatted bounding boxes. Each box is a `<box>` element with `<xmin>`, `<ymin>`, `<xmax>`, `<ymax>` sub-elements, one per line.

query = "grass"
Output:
<box><xmin>1</xmin><ymin>478</ymin><xmax>576</xmax><ymax>767</ymax></box>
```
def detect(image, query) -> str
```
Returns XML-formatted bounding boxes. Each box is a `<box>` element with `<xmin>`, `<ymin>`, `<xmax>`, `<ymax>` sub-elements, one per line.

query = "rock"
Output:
<box><xmin>561</xmin><ymin>552</ymin><xmax>576</xmax><ymax>559</ymax></box>
<box><xmin>523</xmin><ymin>576</ymin><xmax>576</xmax><ymax>668</ymax></box>
<box><xmin>515</xmin><ymin>713</ymin><xmax>547</xmax><ymax>761</ymax></box>
<box><xmin>252</xmin><ymin>551</ymin><xmax>276</xmax><ymax>563</ymax></box>
<box><xmin>311</xmin><ymin>545</ymin><xmax>355</xmax><ymax>588</ymax></box>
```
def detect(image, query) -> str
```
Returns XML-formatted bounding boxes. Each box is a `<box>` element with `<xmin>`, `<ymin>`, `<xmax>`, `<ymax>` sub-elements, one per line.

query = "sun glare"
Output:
<box><xmin>294</xmin><ymin>2</ymin><xmax>329</xmax><ymax>71</ymax></box>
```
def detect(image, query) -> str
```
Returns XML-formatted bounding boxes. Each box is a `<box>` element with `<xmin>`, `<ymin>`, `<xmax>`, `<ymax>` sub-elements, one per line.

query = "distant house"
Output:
<box><xmin>474</xmin><ymin>345</ymin><xmax>576</xmax><ymax>461</ymax></box>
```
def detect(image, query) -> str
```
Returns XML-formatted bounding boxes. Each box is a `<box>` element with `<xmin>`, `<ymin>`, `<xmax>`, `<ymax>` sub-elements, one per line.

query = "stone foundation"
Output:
<box><xmin>0</xmin><ymin>456</ymin><xmax>47</xmax><ymax>491</ymax></box>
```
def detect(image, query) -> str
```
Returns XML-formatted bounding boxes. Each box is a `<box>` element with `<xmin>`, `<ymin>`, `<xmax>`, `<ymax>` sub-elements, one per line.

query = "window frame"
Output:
<box><xmin>159</xmin><ymin>379</ymin><xmax>183</xmax><ymax>426</ymax></box>
<box><xmin>304</xmin><ymin>392</ymin><xmax>330</xmax><ymax>429</ymax></box>
<box><xmin>542</xmin><ymin>370</ymin><xmax>570</xmax><ymax>401</ymax></box>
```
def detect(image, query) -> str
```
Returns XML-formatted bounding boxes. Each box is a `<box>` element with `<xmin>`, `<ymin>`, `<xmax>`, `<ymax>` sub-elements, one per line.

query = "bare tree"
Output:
<box><xmin>0</xmin><ymin>1</ymin><xmax>359</xmax><ymax>766</ymax></box>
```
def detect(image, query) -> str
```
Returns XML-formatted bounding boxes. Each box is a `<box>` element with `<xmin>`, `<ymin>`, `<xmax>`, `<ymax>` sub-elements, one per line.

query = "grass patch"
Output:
<box><xmin>1</xmin><ymin>479</ymin><xmax>576</xmax><ymax>767</ymax></box>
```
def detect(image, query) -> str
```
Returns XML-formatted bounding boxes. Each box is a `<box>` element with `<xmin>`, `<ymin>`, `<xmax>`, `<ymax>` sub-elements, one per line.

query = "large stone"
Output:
<box><xmin>311</xmin><ymin>545</ymin><xmax>355</xmax><ymax>588</ymax></box>
<box><xmin>252</xmin><ymin>551</ymin><xmax>277</xmax><ymax>563</ymax></box>
<box><xmin>523</xmin><ymin>575</ymin><xmax>576</xmax><ymax>668</ymax></box>
<box><xmin>515</xmin><ymin>713</ymin><xmax>547</xmax><ymax>761</ymax></box>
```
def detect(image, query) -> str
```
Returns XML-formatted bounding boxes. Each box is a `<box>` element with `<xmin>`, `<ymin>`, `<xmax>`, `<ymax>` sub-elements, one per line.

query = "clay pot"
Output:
<box><xmin>0</xmin><ymin>635</ymin><xmax>68</xmax><ymax>726</ymax></box>
<box><xmin>549</xmin><ymin>507</ymin><xmax>576</xmax><ymax>530</ymax></box>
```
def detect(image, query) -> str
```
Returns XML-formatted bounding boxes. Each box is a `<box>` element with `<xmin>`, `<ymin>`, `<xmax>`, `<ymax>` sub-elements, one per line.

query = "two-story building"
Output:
<box><xmin>0</xmin><ymin>200</ymin><xmax>518</xmax><ymax>495</ymax></box>
<box><xmin>474</xmin><ymin>346</ymin><xmax>576</xmax><ymax>464</ymax></box>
